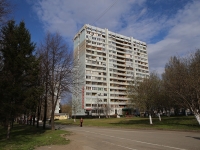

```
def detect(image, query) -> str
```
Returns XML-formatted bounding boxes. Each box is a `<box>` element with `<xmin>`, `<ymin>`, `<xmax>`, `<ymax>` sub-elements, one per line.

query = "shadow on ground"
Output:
<box><xmin>186</xmin><ymin>136</ymin><xmax>200</xmax><ymax>140</ymax></box>
<box><xmin>0</xmin><ymin>124</ymin><xmax>46</xmax><ymax>147</ymax></box>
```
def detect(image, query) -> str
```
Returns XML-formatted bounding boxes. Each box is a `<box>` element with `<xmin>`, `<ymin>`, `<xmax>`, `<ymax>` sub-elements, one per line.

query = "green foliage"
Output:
<box><xmin>0</xmin><ymin>20</ymin><xmax>41</xmax><ymax>126</ymax></box>
<box><xmin>0</xmin><ymin>124</ymin><xmax>70</xmax><ymax>150</ymax></box>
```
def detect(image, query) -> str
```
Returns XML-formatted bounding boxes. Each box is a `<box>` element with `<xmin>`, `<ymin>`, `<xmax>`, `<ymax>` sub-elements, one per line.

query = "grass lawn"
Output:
<box><xmin>0</xmin><ymin>124</ymin><xmax>70</xmax><ymax>150</ymax></box>
<box><xmin>55</xmin><ymin>116</ymin><xmax>200</xmax><ymax>131</ymax></box>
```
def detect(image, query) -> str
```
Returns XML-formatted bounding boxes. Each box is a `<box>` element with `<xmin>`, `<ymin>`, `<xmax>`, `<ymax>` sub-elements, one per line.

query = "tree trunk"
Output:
<box><xmin>51</xmin><ymin>104</ymin><xmax>55</xmax><ymax>130</ymax></box>
<box><xmin>33</xmin><ymin>114</ymin><xmax>35</xmax><ymax>126</ymax></box>
<box><xmin>7</xmin><ymin>122</ymin><xmax>11</xmax><ymax>139</ymax></box>
<box><xmin>158</xmin><ymin>113</ymin><xmax>161</xmax><ymax>121</ymax></box>
<box><xmin>74</xmin><ymin>113</ymin><xmax>76</xmax><ymax>122</ymax></box>
<box><xmin>191</xmin><ymin>107</ymin><xmax>200</xmax><ymax>125</ymax></box>
<box><xmin>11</xmin><ymin>118</ymin><xmax>14</xmax><ymax>128</ymax></box>
<box><xmin>149</xmin><ymin>114</ymin><xmax>153</xmax><ymax>124</ymax></box>
<box><xmin>185</xmin><ymin>110</ymin><xmax>188</xmax><ymax>116</ymax></box>
<box><xmin>51</xmin><ymin>116</ymin><xmax>55</xmax><ymax>130</ymax></box>
<box><xmin>43</xmin><ymin>89</ymin><xmax>48</xmax><ymax>129</ymax></box>
<box><xmin>23</xmin><ymin>115</ymin><xmax>26</xmax><ymax>124</ymax></box>
<box><xmin>74</xmin><ymin>108</ymin><xmax>76</xmax><ymax>122</ymax></box>
<box><xmin>29</xmin><ymin>116</ymin><xmax>32</xmax><ymax>125</ymax></box>
<box><xmin>36</xmin><ymin>105</ymin><xmax>41</xmax><ymax>128</ymax></box>
<box><xmin>194</xmin><ymin>113</ymin><xmax>200</xmax><ymax>125</ymax></box>
<box><xmin>43</xmin><ymin>97</ymin><xmax>47</xmax><ymax>129</ymax></box>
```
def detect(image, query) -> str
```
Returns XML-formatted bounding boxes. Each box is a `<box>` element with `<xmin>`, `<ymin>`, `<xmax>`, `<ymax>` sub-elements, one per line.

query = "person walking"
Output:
<box><xmin>80</xmin><ymin>118</ymin><xmax>83</xmax><ymax>127</ymax></box>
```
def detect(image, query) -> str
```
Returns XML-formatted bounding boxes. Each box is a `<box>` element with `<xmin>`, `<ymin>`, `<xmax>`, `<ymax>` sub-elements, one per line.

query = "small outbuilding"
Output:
<box><xmin>54</xmin><ymin>113</ymin><xmax>69</xmax><ymax>120</ymax></box>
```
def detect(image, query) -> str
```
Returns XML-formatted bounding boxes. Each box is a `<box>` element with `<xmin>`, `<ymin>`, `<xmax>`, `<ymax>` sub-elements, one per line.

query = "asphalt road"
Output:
<box><xmin>62</xmin><ymin>125</ymin><xmax>200</xmax><ymax>150</ymax></box>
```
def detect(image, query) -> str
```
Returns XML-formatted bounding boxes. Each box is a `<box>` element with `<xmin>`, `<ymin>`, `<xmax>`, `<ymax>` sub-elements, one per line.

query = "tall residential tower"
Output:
<box><xmin>72</xmin><ymin>24</ymin><xmax>149</xmax><ymax>116</ymax></box>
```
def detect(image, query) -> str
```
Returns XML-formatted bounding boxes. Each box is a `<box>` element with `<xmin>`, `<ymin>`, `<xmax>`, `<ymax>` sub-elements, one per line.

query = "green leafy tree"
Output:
<box><xmin>0</xmin><ymin>20</ymin><xmax>40</xmax><ymax>138</ymax></box>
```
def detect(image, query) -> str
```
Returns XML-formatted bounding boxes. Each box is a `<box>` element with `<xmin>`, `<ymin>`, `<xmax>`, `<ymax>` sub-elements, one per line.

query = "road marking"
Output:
<box><xmin>72</xmin><ymin>129</ymin><xmax>187</xmax><ymax>150</ymax></box>
<box><xmin>67</xmin><ymin>126</ymin><xmax>192</xmax><ymax>135</ymax></box>
<box><xmin>102</xmin><ymin>141</ymin><xmax>137</xmax><ymax>150</ymax></box>
<box><xmin>90</xmin><ymin>128</ymin><xmax>155</xmax><ymax>133</ymax></box>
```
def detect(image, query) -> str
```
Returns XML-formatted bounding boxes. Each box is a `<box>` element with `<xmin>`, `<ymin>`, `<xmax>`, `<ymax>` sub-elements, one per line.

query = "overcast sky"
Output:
<box><xmin>13</xmin><ymin>0</ymin><xmax>200</xmax><ymax>75</ymax></box>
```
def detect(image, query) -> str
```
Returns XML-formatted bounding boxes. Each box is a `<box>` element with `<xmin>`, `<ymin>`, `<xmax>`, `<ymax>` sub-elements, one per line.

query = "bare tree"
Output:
<box><xmin>104</xmin><ymin>103</ymin><xmax>111</xmax><ymax>118</ymax></box>
<box><xmin>96</xmin><ymin>95</ymin><xmax>101</xmax><ymax>118</ymax></box>
<box><xmin>71</xmin><ymin>66</ymin><xmax>80</xmax><ymax>122</ymax></box>
<box><xmin>0</xmin><ymin>0</ymin><xmax>12</xmax><ymax>25</ymax></box>
<box><xmin>127</xmin><ymin>73</ymin><xmax>162</xmax><ymax>124</ymax></box>
<box><xmin>163</xmin><ymin>50</ymin><xmax>200</xmax><ymax>125</ymax></box>
<box><xmin>72</xmin><ymin>96</ymin><xmax>81</xmax><ymax>122</ymax></box>
<box><xmin>37</xmin><ymin>36</ymin><xmax>51</xmax><ymax>129</ymax></box>
<box><xmin>71</xmin><ymin>51</ymin><xmax>85</xmax><ymax>121</ymax></box>
<box><xmin>38</xmin><ymin>32</ymin><xmax>73</xmax><ymax>130</ymax></box>
<box><xmin>60</xmin><ymin>100</ymin><xmax>72</xmax><ymax>117</ymax></box>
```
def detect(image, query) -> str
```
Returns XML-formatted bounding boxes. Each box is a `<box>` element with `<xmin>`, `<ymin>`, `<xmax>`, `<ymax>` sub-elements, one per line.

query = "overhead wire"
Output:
<box><xmin>73</xmin><ymin>0</ymin><xmax>119</xmax><ymax>38</ymax></box>
<box><xmin>91</xmin><ymin>0</ymin><xmax>119</xmax><ymax>25</ymax></box>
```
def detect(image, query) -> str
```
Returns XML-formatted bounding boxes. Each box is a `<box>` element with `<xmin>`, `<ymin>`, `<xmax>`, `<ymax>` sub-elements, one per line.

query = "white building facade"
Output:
<box><xmin>72</xmin><ymin>24</ymin><xmax>149</xmax><ymax>116</ymax></box>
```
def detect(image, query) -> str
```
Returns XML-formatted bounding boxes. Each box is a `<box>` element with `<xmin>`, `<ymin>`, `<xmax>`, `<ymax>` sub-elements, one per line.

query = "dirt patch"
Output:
<box><xmin>35</xmin><ymin>132</ymin><xmax>83</xmax><ymax>150</ymax></box>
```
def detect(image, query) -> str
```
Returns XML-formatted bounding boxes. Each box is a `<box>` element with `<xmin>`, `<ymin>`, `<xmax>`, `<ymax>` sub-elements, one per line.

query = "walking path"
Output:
<box><xmin>35</xmin><ymin>125</ymin><xmax>200</xmax><ymax>150</ymax></box>
<box><xmin>35</xmin><ymin>132</ymin><xmax>86</xmax><ymax>150</ymax></box>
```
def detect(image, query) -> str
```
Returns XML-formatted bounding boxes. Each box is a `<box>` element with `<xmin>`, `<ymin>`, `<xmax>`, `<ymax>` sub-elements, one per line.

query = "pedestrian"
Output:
<box><xmin>80</xmin><ymin>118</ymin><xmax>83</xmax><ymax>127</ymax></box>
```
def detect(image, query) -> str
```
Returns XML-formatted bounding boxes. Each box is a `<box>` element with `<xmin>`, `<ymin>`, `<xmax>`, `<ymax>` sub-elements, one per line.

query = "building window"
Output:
<box><xmin>92</xmin><ymin>87</ymin><xmax>98</xmax><ymax>90</ymax></box>
<box><xmin>98</xmin><ymin>87</ymin><xmax>103</xmax><ymax>91</ymax></box>
<box><xmin>86</xmin><ymin>75</ymin><xmax>91</xmax><ymax>79</ymax></box>
<box><xmin>86</xmin><ymin>86</ymin><xmax>91</xmax><ymax>90</ymax></box>
<box><xmin>86</xmin><ymin>70</ymin><xmax>91</xmax><ymax>74</ymax></box>
<box><xmin>86</xmin><ymin>92</ymin><xmax>90</xmax><ymax>95</ymax></box>
<box><xmin>92</xmin><ymin>104</ymin><xmax>97</xmax><ymax>107</ymax></box>
<box><xmin>86</xmin><ymin>104</ymin><xmax>91</xmax><ymax>107</ymax></box>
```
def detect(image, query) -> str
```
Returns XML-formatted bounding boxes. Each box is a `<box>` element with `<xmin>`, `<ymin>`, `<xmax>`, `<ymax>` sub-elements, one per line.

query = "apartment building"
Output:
<box><xmin>72</xmin><ymin>24</ymin><xmax>149</xmax><ymax>116</ymax></box>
